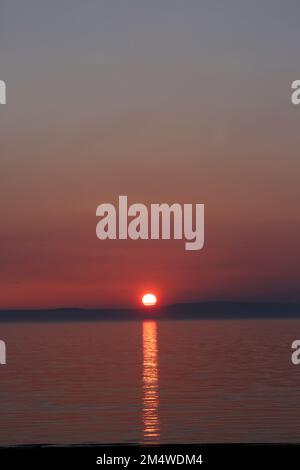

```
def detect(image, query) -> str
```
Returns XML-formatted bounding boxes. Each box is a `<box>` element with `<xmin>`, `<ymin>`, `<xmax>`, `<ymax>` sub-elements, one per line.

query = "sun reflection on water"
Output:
<box><xmin>142</xmin><ymin>321</ymin><xmax>160</xmax><ymax>443</ymax></box>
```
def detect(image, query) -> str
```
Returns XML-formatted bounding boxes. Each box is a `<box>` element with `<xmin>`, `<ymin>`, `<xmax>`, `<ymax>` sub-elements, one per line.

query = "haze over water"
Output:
<box><xmin>1</xmin><ymin>318</ymin><xmax>300</xmax><ymax>445</ymax></box>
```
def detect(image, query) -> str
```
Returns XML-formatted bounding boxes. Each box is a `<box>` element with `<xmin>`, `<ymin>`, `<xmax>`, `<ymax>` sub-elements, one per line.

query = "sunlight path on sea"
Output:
<box><xmin>142</xmin><ymin>321</ymin><xmax>160</xmax><ymax>443</ymax></box>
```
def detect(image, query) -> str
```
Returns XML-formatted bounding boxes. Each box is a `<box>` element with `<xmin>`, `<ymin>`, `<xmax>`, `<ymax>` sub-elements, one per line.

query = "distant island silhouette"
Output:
<box><xmin>0</xmin><ymin>302</ymin><xmax>299</xmax><ymax>322</ymax></box>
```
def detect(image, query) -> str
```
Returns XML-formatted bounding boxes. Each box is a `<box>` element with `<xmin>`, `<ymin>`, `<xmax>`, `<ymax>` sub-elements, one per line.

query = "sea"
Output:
<box><xmin>0</xmin><ymin>319</ymin><xmax>300</xmax><ymax>445</ymax></box>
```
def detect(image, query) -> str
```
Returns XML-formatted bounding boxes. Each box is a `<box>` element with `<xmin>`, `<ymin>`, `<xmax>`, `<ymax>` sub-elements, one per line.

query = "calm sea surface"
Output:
<box><xmin>0</xmin><ymin>319</ymin><xmax>300</xmax><ymax>445</ymax></box>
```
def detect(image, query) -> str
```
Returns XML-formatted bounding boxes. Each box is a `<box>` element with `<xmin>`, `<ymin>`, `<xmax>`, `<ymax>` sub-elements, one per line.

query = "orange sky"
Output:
<box><xmin>1</xmin><ymin>2</ymin><xmax>300</xmax><ymax>308</ymax></box>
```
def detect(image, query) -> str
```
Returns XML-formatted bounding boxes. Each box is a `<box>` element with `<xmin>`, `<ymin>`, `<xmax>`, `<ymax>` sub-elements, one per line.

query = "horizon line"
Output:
<box><xmin>0</xmin><ymin>299</ymin><xmax>299</xmax><ymax>313</ymax></box>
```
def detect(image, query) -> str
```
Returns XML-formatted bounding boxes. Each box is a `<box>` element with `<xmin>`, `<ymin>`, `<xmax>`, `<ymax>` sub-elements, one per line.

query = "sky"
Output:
<box><xmin>0</xmin><ymin>1</ymin><xmax>300</xmax><ymax>308</ymax></box>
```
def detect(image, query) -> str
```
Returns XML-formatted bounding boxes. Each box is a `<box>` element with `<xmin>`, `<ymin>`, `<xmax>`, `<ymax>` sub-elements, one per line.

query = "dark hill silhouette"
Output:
<box><xmin>0</xmin><ymin>302</ymin><xmax>299</xmax><ymax>322</ymax></box>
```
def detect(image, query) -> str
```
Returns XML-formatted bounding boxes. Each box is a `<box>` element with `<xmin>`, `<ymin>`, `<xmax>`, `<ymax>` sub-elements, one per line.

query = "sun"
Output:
<box><xmin>142</xmin><ymin>293</ymin><xmax>157</xmax><ymax>306</ymax></box>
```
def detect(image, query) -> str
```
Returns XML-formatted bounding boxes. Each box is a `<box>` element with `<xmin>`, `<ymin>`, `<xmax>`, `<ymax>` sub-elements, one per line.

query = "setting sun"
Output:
<box><xmin>142</xmin><ymin>293</ymin><xmax>157</xmax><ymax>306</ymax></box>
